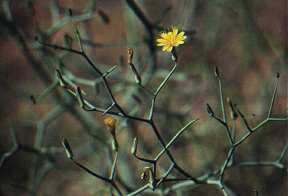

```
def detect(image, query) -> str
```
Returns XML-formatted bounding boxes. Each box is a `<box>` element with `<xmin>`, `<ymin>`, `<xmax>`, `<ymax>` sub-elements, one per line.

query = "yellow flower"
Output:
<box><xmin>156</xmin><ymin>27</ymin><xmax>187</xmax><ymax>52</ymax></box>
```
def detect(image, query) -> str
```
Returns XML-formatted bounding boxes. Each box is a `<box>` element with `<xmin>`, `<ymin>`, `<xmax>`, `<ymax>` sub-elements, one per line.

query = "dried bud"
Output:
<box><xmin>141</xmin><ymin>167</ymin><xmax>153</xmax><ymax>184</ymax></box>
<box><xmin>127</xmin><ymin>48</ymin><xmax>141</xmax><ymax>84</ymax></box>
<box><xmin>104</xmin><ymin>116</ymin><xmax>117</xmax><ymax>136</ymax></box>
<box><xmin>131</xmin><ymin>137</ymin><xmax>138</xmax><ymax>155</ymax></box>
<box><xmin>276</xmin><ymin>72</ymin><xmax>280</xmax><ymax>78</ymax></box>
<box><xmin>62</xmin><ymin>138</ymin><xmax>73</xmax><ymax>159</ymax></box>
<box><xmin>206</xmin><ymin>103</ymin><xmax>214</xmax><ymax>117</ymax></box>
<box><xmin>127</xmin><ymin>48</ymin><xmax>133</xmax><ymax>65</ymax></box>
<box><xmin>214</xmin><ymin>66</ymin><xmax>220</xmax><ymax>78</ymax></box>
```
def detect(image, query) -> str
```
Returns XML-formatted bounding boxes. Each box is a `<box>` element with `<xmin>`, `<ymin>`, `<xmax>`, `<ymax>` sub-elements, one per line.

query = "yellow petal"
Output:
<box><xmin>174</xmin><ymin>41</ymin><xmax>184</xmax><ymax>46</ymax></box>
<box><xmin>176</xmin><ymin>34</ymin><xmax>186</xmax><ymax>41</ymax></box>
<box><xmin>167</xmin><ymin>46</ymin><xmax>173</xmax><ymax>52</ymax></box>
<box><xmin>175</xmin><ymin>34</ymin><xmax>186</xmax><ymax>45</ymax></box>
<box><xmin>157</xmin><ymin>38</ymin><xmax>167</xmax><ymax>43</ymax></box>
<box><xmin>162</xmin><ymin>45</ymin><xmax>169</xmax><ymax>51</ymax></box>
<box><xmin>176</xmin><ymin>36</ymin><xmax>185</xmax><ymax>42</ymax></box>
<box><xmin>172</xmin><ymin>28</ymin><xmax>178</xmax><ymax>36</ymax></box>
<box><xmin>160</xmin><ymin>32</ymin><xmax>167</xmax><ymax>38</ymax></box>
<box><xmin>157</xmin><ymin>42</ymin><xmax>166</xmax><ymax>46</ymax></box>
<box><xmin>178</xmin><ymin>31</ymin><xmax>185</xmax><ymax>37</ymax></box>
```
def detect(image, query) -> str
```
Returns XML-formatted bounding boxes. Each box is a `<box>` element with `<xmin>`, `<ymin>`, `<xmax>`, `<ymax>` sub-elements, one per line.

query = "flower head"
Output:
<box><xmin>157</xmin><ymin>27</ymin><xmax>187</xmax><ymax>52</ymax></box>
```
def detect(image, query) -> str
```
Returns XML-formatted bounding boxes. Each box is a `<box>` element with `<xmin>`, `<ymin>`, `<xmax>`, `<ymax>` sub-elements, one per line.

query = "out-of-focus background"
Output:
<box><xmin>0</xmin><ymin>0</ymin><xmax>287</xmax><ymax>195</ymax></box>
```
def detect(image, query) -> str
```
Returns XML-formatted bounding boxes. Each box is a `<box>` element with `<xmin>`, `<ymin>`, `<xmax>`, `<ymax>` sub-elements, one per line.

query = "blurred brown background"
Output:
<box><xmin>0</xmin><ymin>0</ymin><xmax>287</xmax><ymax>195</ymax></box>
